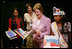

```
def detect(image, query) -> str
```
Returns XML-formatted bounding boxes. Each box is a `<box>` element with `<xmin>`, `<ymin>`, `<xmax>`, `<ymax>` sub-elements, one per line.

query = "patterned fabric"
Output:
<box><xmin>24</xmin><ymin>12</ymin><xmax>36</xmax><ymax>47</ymax></box>
<box><xmin>8</xmin><ymin>17</ymin><xmax>24</xmax><ymax>38</ymax></box>
<box><xmin>24</xmin><ymin>12</ymin><xmax>36</xmax><ymax>31</ymax></box>
<box><xmin>63</xmin><ymin>22</ymin><xmax>71</xmax><ymax>33</ymax></box>
<box><xmin>32</xmin><ymin>15</ymin><xmax>51</xmax><ymax>48</ymax></box>
<box><xmin>57</xmin><ymin>22</ymin><xmax>71</xmax><ymax>44</ymax></box>
<box><xmin>51</xmin><ymin>22</ymin><xmax>68</xmax><ymax>48</ymax></box>
<box><xmin>9</xmin><ymin>17</ymin><xmax>24</xmax><ymax>29</ymax></box>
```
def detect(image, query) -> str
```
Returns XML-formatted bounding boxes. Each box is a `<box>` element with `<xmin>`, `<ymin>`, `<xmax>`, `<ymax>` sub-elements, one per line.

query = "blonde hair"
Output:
<box><xmin>33</xmin><ymin>3</ymin><xmax>43</xmax><ymax>13</ymax></box>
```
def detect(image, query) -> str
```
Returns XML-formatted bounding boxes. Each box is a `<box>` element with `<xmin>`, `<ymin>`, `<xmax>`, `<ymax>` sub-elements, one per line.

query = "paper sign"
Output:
<box><xmin>44</xmin><ymin>35</ymin><xmax>60</xmax><ymax>48</ymax></box>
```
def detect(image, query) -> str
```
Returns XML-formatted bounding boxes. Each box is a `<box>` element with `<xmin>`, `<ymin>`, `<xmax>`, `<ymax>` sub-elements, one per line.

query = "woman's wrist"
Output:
<box><xmin>8</xmin><ymin>28</ymin><xmax>11</xmax><ymax>31</ymax></box>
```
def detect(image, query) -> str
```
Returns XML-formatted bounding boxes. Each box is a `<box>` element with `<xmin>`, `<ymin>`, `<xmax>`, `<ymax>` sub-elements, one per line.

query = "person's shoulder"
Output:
<box><xmin>33</xmin><ymin>17</ymin><xmax>37</xmax><ymax>21</ymax></box>
<box><xmin>24</xmin><ymin>13</ymin><xmax>29</xmax><ymax>16</ymax></box>
<box><xmin>47</xmin><ymin>17</ymin><xmax>51</xmax><ymax>22</ymax></box>
<box><xmin>44</xmin><ymin>15</ymin><xmax>51</xmax><ymax>22</ymax></box>
<box><xmin>32</xmin><ymin>12</ymin><xmax>36</xmax><ymax>17</ymax></box>
<box><xmin>51</xmin><ymin>22</ymin><xmax>56</xmax><ymax>26</ymax></box>
<box><xmin>24</xmin><ymin>13</ymin><xmax>28</xmax><ymax>15</ymax></box>
<box><xmin>64</xmin><ymin>22</ymin><xmax>71</xmax><ymax>26</ymax></box>
<box><xmin>67</xmin><ymin>22</ymin><xmax>71</xmax><ymax>24</ymax></box>
<box><xmin>32</xmin><ymin>12</ymin><xmax>35</xmax><ymax>14</ymax></box>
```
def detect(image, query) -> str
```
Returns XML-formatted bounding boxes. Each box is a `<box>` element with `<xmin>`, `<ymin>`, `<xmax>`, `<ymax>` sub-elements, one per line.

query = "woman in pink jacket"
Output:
<box><xmin>32</xmin><ymin>3</ymin><xmax>51</xmax><ymax>48</ymax></box>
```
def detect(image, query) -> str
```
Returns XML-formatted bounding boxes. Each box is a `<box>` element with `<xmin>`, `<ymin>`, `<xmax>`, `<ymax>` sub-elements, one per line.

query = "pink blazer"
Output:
<box><xmin>32</xmin><ymin>15</ymin><xmax>51</xmax><ymax>43</ymax></box>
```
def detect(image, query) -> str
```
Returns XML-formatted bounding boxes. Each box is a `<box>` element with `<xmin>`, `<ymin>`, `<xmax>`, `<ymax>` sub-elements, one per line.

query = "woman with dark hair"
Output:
<box><xmin>51</xmin><ymin>7</ymin><xmax>71</xmax><ymax>48</ymax></box>
<box><xmin>8</xmin><ymin>8</ymin><xmax>24</xmax><ymax>48</ymax></box>
<box><xmin>24</xmin><ymin>3</ymin><xmax>36</xmax><ymax>31</ymax></box>
<box><xmin>24</xmin><ymin>3</ymin><xmax>36</xmax><ymax>47</ymax></box>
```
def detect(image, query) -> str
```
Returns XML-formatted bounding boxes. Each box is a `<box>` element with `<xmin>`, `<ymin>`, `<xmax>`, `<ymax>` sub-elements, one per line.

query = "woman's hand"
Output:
<box><xmin>36</xmin><ymin>30</ymin><xmax>41</xmax><ymax>36</ymax></box>
<box><xmin>8</xmin><ymin>28</ymin><xmax>11</xmax><ymax>31</ymax></box>
<box><xmin>31</xmin><ymin>30</ymin><xmax>36</xmax><ymax>34</ymax></box>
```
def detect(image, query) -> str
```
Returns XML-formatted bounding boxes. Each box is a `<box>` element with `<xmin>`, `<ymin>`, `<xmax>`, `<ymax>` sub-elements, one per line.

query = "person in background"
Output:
<box><xmin>23</xmin><ymin>3</ymin><xmax>36</xmax><ymax>47</ymax></box>
<box><xmin>51</xmin><ymin>7</ymin><xmax>71</xmax><ymax>48</ymax></box>
<box><xmin>32</xmin><ymin>3</ymin><xmax>51</xmax><ymax>48</ymax></box>
<box><xmin>24</xmin><ymin>3</ymin><xmax>36</xmax><ymax>31</ymax></box>
<box><xmin>8</xmin><ymin>8</ymin><xmax>24</xmax><ymax>48</ymax></box>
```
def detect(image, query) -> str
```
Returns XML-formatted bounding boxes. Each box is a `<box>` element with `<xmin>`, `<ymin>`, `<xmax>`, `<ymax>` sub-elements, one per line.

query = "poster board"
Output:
<box><xmin>14</xmin><ymin>28</ymin><xmax>31</xmax><ymax>39</ymax></box>
<box><xmin>44</xmin><ymin>35</ymin><xmax>60</xmax><ymax>48</ymax></box>
<box><xmin>5</xmin><ymin>30</ymin><xmax>17</xmax><ymax>40</ymax></box>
